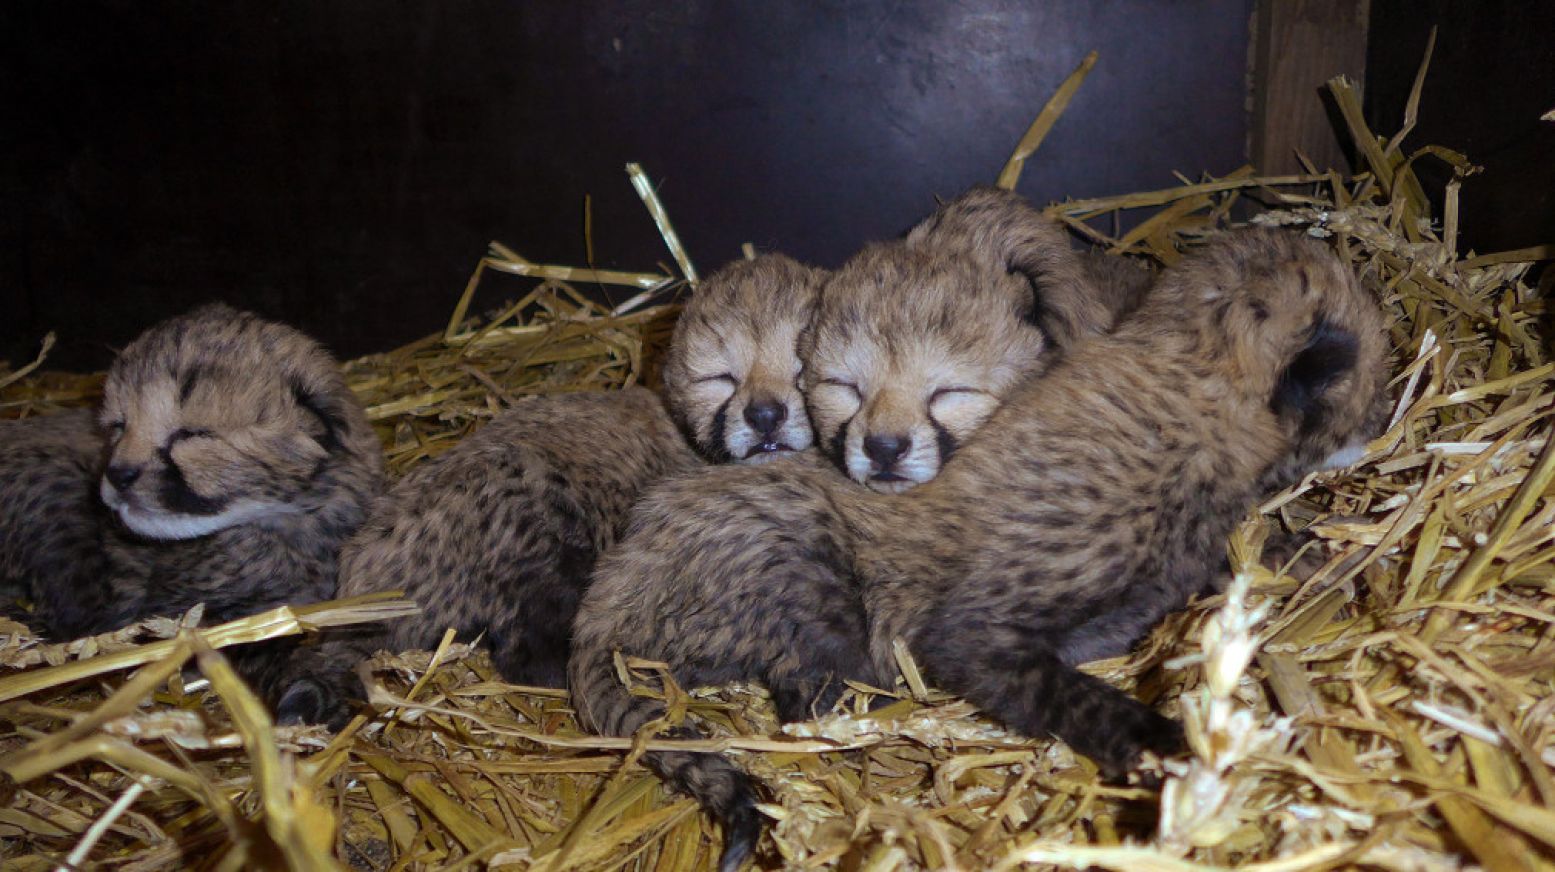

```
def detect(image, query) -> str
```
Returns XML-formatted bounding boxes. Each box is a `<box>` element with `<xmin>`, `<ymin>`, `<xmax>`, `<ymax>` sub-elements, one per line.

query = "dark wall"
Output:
<box><xmin>1365</xmin><ymin>1</ymin><xmax>1555</xmax><ymax>257</ymax></box>
<box><xmin>1</xmin><ymin>1</ymin><xmax>1254</xmax><ymax>371</ymax></box>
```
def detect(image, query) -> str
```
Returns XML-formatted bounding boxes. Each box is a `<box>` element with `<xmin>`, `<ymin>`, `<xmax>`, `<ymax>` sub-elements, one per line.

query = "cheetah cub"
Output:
<box><xmin>664</xmin><ymin>253</ymin><xmax>824</xmax><ymax>462</ymax></box>
<box><xmin>806</xmin><ymin>186</ymin><xmax>1131</xmax><ymax>492</ymax></box>
<box><xmin>0</xmin><ymin>304</ymin><xmax>383</xmax><ymax>654</ymax></box>
<box><xmin>568</xmin><ymin>229</ymin><xmax>1389</xmax><ymax>871</ymax></box>
<box><xmin>272</xmin><ymin>253</ymin><xmax>826</xmax><ymax>727</ymax></box>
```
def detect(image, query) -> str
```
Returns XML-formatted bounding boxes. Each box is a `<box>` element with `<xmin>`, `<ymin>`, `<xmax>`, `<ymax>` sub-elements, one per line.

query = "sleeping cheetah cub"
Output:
<box><xmin>272</xmin><ymin>253</ymin><xmax>826</xmax><ymax>727</ymax></box>
<box><xmin>806</xmin><ymin>186</ymin><xmax>1134</xmax><ymax>492</ymax></box>
<box><xmin>664</xmin><ymin>253</ymin><xmax>823</xmax><ymax>462</ymax></box>
<box><xmin>568</xmin><ymin>229</ymin><xmax>1389</xmax><ymax>870</ymax></box>
<box><xmin>0</xmin><ymin>304</ymin><xmax>383</xmax><ymax>655</ymax></box>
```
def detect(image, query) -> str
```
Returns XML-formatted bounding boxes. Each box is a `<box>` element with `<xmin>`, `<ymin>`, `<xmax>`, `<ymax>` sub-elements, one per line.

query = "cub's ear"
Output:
<box><xmin>906</xmin><ymin>186</ymin><xmax>1110</xmax><ymax>345</ymax></box>
<box><xmin>291</xmin><ymin>380</ymin><xmax>344</xmax><ymax>453</ymax></box>
<box><xmin>959</xmin><ymin>191</ymin><xmax>1113</xmax><ymax>344</ymax></box>
<box><xmin>1271</xmin><ymin>318</ymin><xmax>1359</xmax><ymax>434</ymax></box>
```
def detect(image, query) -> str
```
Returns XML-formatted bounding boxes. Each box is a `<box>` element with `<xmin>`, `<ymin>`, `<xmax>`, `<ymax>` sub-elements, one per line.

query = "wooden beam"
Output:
<box><xmin>1250</xmin><ymin>0</ymin><xmax>1371</xmax><ymax>174</ymax></box>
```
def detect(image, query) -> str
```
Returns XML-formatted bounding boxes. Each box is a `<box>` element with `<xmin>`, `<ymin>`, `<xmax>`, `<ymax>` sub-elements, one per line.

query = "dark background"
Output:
<box><xmin>1</xmin><ymin>1</ymin><xmax>1550</xmax><ymax>371</ymax></box>
<box><xmin>1365</xmin><ymin>0</ymin><xmax>1555</xmax><ymax>257</ymax></box>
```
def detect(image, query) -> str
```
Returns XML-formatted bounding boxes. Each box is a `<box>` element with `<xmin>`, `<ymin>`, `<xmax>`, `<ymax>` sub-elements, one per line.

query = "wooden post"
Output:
<box><xmin>1250</xmin><ymin>0</ymin><xmax>1371</xmax><ymax>174</ymax></box>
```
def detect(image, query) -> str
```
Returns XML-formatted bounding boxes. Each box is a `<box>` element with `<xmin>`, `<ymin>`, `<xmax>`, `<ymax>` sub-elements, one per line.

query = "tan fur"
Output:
<box><xmin>274</xmin><ymin>253</ymin><xmax>822</xmax><ymax>726</ymax></box>
<box><xmin>1079</xmin><ymin>248</ymin><xmax>1155</xmax><ymax>319</ymax></box>
<box><xmin>568</xmin><ymin>229</ymin><xmax>1390</xmax><ymax>868</ymax></box>
<box><xmin>803</xmin><ymin>187</ymin><xmax>1133</xmax><ymax>492</ymax></box>
<box><xmin>803</xmin><ymin>241</ymin><xmax>1047</xmax><ymax>491</ymax></box>
<box><xmin>904</xmin><ymin>186</ymin><xmax>1134</xmax><ymax>345</ymax></box>
<box><xmin>663</xmin><ymin>253</ymin><xmax>826</xmax><ymax>463</ymax></box>
<box><xmin>272</xmin><ymin>387</ymin><xmax>703</xmax><ymax>725</ymax></box>
<box><xmin>0</xmin><ymin>304</ymin><xmax>383</xmax><ymax>658</ymax></box>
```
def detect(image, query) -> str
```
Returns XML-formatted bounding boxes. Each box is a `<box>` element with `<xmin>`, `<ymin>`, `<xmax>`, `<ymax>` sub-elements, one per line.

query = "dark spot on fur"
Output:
<box><xmin>1271</xmin><ymin>318</ymin><xmax>1358</xmax><ymax>435</ymax></box>
<box><xmin>1212</xmin><ymin>300</ymin><xmax>1233</xmax><ymax>330</ymax></box>
<box><xmin>1249</xmin><ymin>300</ymin><xmax>1270</xmax><ymax>322</ymax></box>
<box><xmin>827</xmin><ymin>413</ymin><xmax>853</xmax><ymax>466</ymax></box>
<box><xmin>707</xmin><ymin>396</ymin><xmax>734</xmax><ymax>462</ymax></box>
<box><xmin>167</xmin><ymin>427</ymin><xmax>212</xmax><ymax>444</ymax></box>
<box><xmin>179</xmin><ymin>366</ymin><xmax>207</xmax><ymax>403</ymax></box>
<box><xmin>934</xmin><ymin>305</ymin><xmax>955</xmax><ymax>334</ymax></box>
<box><xmin>931</xmin><ymin>418</ymin><xmax>958</xmax><ymax>465</ymax></box>
<box><xmin>157</xmin><ymin>447</ymin><xmax>230</xmax><ymax>516</ymax></box>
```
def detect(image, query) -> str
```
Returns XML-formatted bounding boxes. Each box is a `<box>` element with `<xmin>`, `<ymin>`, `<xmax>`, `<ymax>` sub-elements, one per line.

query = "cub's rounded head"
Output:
<box><xmin>803</xmin><ymin>241</ymin><xmax>1047</xmax><ymax>493</ymax></box>
<box><xmin>662</xmin><ymin>253</ymin><xmax>824</xmax><ymax>464</ymax></box>
<box><xmin>98</xmin><ymin>303</ymin><xmax>381</xmax><ymax>541</ymax></box>
<box><xmin>906</xmin><ymin>185</ymin><xmax>1121</xmax><ymax>347</ymax></box>
<box><xmin>1148</xmin><ymin>228</ymin><xmax>1390</xmax><ymax>489</ymax></box>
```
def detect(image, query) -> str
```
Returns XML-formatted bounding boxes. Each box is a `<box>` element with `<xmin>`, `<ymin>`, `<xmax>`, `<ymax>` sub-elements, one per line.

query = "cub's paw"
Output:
<box><xmin>1130</xmin><ymin>711</ymin><xmax>1186</xmax><ymax>789</ymax></box>
<box><xmin>770</xmin><ymin>676</ymin><xmax>853</xmax><ymax>724</ymax></box>
<box><xmin>1093</xmin><ymin>708</ymin><xmax>1186</xmax><ymax>783</ymax></box>
<box><xmin>1138</xmin><ymin>709</ymin><xmax>1186</xmax><ymax>758</ymax></box>
<box><xmin>275</xmin><ymin>677</ymin><xmax>348</xmax><ymax>729</ymax></box>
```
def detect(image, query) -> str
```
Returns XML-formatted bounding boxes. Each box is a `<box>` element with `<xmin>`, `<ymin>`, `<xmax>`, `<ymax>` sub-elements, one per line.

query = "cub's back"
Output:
<box><xmin>333</xmin><ymin>386</ymin><xmax>700</xmax><ymax>688</ymax></box>
<box><xmin>0</xmin><ymin>411</ymin><xmax>111</xmax><ymax>637</ymax></box>
<box><xmin>345</xmin><ymin>386</ymin><xmax>698</xmax><ymax>583</ymax></box>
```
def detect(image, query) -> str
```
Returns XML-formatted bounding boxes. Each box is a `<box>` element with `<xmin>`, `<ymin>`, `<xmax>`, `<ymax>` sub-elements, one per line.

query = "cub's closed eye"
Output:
<box><xmin>168</xmin><ymin>427</ymin><xmax>214</xmax><ymax>443</ymax></box>
<box><xmin>820</xmin><ymin>378</ymin><xmax>861</xmax><ymax>396</ymax></box>
<box><xmin>104</xmin><ymin>421</ymin><xmax>126</xmax><ymax>438</ymax></box>
<box><xmin>694</xmin><ymin>373</ymin><xmax>738</xmax><ymax>386</ymax></box>
<box><xmin>814</xmin><ymin>376</ymin><xmax>864</xmax><ymax>401</ymax></box>
<box><xmin>931</xmin><ymin>386</ymin><xmax>983</xmax><ymax>402</ymax></box>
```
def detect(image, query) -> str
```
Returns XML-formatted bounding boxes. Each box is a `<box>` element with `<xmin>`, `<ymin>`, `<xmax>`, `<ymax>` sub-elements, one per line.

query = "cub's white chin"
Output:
<box><xmin>1320</xmin><ymin>441</ymin><xmax>1369</xmax><ymax>471</ymax></box>
<box><xmin>100</xmin><ymin>483</ymin><xmax>288</xmax><ymax>541</ymax></box>
<box><xmin>727</xmin><ymin>424</ymin><xmax>813</xmax><ymax>466</ymax></box>
<box><xmin>865</xmin><ymin>477</ymin><xmax>920</xmax><ymax>495</ymax></box>
<box><xmin>114</xmin><ymin>505</ymin><xmax>247</xmax><ymax>540</ymax></box>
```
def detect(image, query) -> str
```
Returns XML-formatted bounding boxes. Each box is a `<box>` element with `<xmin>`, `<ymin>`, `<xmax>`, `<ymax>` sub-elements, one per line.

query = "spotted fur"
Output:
<box><xmin>273</xmin><ymin>253</ymin><xmax>823</xmax><ymax>727</ymax></box>
<box><xmin>804</xmin><ymin>187</ymin><xmax>1140</xmax><ymax>493</ymax></box>
<box><xmin>272</xmin><ymin>388</ymin><xmax>703</xmax><ymax>726</ymax></box>
<box><xmin>663</xmin><ymin>253</ymin><xmax>826</xmax><ymax>464</ymax></box>
<box><xmin>0</xmin><ymin>411</ymin><xmax>113</xmax><ymax>638</ymax></box>
<box><xmin>568</xmin><ymin>229</ymin><xmax>1390</xmax><ymax>870</ymax></box>
<box><xmin>904</xmin><ymin>185</ymin><xmax>1128</xmax><ymax>346</ymax></box>
<box><xmin>0</xmin><ymin>304</ymin><xmax>383</xmax><ymax>678</ymax></box>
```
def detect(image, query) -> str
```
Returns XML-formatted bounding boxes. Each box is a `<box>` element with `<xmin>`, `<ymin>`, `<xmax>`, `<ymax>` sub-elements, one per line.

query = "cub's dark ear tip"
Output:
<box><xmin>290</xmin><ymin>379</ymin><xmax>346</xmax><ymax>453</ymax></box>
<box><xmin>1271</xmin><ymin>318</ymin><xmax>1360</xmax><ymax>421</ymax></box>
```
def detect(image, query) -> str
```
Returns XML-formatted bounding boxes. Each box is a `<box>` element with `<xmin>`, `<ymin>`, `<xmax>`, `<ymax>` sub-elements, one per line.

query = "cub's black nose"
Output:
<box><xmin>743</xmin><ymin>399</ymin><xmax>786</xmax><ymax>436</ymax></box>
<box><xmin>864</xmin><ymin>433</ymin><xmax>910</xmax><ymax>468</ymax></box>
<box><xmin>105</xmin><ymin>464</ymin><xmax>141</xmax><ymax>491</ymax></box>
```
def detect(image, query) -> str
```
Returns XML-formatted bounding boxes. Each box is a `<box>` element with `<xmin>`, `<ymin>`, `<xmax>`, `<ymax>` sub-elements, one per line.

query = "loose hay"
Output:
<box><xmin>3</xmin><ymin>67</ymin><xmax>1555</xmax><ymax>872</ymax></box>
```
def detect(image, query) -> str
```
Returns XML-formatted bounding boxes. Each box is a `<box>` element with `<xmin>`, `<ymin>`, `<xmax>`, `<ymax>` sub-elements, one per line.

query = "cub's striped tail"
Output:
<box><xmin>568</xmin><ymin>644</ymin><xmax>762</xmax><ymax>872</ymax></box>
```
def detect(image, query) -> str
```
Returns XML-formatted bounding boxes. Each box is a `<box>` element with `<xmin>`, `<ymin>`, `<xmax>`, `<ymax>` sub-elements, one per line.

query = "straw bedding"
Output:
<box><xmin>1</xmin><ymin>61</ymin><xmax>1552</xmax><ymax>871</ymax></box>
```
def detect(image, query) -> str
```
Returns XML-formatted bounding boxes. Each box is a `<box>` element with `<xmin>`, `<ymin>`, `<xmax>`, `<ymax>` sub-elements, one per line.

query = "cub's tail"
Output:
<box><xmin>915</xmin><ymin>619</ymin><xmax>1185</xmax><ymax>778</ymax></box>
<box><xmin>568</xmin><ymin>644</ymin><xmax>762</xmax><ymax>872</ymax></box>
